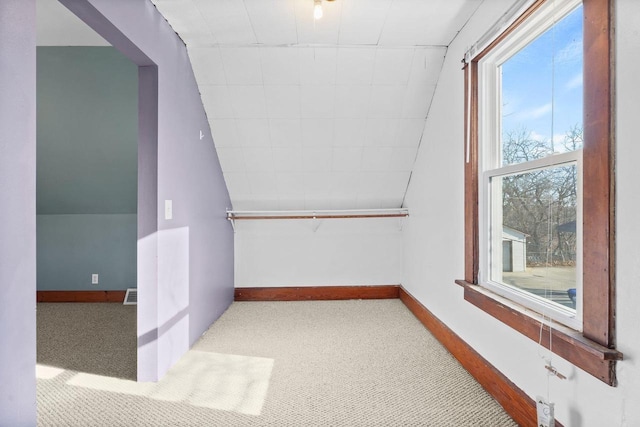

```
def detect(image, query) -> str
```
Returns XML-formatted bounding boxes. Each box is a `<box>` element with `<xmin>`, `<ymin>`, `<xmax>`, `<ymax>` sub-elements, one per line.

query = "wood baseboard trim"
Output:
<box><xmin>234</xmin><ymin>285</ymin><xmax>400</xmax><ymax>301</ymax></box>
<box><xmin>37</xmin><ymin>291</ymin><xmax>127</xmax><ymax>303</ymax></box>
<box><xmin>398</xmin><ymin>286</ymin><xmax>562</xmax><ymax>427</ymax></box>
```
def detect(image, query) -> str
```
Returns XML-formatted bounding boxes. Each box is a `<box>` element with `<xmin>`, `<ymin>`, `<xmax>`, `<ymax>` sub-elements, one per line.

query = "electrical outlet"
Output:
<box><xmin>91</xmin><ymin>274</ymin><xmax>99</xmax><ymax>285</ymax></box>
<box><xmin>536</xmin><ymin>396</ymin><xmax>555</xmax><ymax>427</ymax></box>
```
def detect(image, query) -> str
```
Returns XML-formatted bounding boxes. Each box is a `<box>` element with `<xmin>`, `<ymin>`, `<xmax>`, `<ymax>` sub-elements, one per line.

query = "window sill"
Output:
<box><xmin>455</xmin><ymin>280</ymin><xmax>623</xmax><ymax>386</ymax></box>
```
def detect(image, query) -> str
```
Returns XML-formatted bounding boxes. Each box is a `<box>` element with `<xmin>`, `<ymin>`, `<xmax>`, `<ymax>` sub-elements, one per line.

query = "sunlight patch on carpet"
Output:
<box><xmin>65</xmin><ymin>351</ymin><xmax>274</xmax><ymax>415</ymax></box>
<box><xmin>36</xmin><ymin>364</ymin><xmax>65</xmax><ymax>380</ymax></box>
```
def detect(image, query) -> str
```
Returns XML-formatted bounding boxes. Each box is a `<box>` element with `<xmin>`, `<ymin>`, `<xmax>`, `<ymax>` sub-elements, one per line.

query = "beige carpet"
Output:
<box><xmin>37</xmin><ymin>300</ymin><xmax>517</xmax><ymax>426</ymax></box>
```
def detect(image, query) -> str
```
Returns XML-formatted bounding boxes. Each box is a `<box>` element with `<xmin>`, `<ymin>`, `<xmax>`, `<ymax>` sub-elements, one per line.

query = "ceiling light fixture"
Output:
<box><xmin>313</xmin><ymin>0</ymin><xmax>323</xmax><ymax>20</ymax></box>
<box><xmin>313</xmin><ymin>0</ymin><xmax>334</xmax><ymax>21</ymax></box>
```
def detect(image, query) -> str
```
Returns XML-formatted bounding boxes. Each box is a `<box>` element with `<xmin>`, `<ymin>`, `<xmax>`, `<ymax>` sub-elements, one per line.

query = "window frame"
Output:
<box><xmin>478</xmin><ymin>0</ymin><xmax>584</xmax><ymax>331</ymax></box>
<box><xmin>457</xmin><ymin>0</ymin><xmax>622</xmax><ymax>386</ymax></box>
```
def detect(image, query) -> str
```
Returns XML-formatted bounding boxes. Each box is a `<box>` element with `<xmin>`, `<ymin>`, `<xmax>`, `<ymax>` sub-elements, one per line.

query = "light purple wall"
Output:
<box><xmin>60</xmin><ymin>0</ymin><xmax>234</xmax><ymax>381</ymax></box>
<box><xmin>0</xmin><ymin>1</ymin><xmax>37</xmax><ymax>425</ymax></box>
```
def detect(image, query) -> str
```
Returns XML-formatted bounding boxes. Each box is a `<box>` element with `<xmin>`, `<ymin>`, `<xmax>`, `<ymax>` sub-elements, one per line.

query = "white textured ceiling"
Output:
<box><xmin>160</xmin><ymin>0</ymin><xmax>482</xmax><ymax>209</ymax></box>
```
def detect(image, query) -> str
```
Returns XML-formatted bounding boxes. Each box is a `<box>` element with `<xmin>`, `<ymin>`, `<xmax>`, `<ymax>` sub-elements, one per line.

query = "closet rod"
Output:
<box><xmin>230</xmin><ymin>213</ymin><xmax>408</xmax><ymax>220</ymax></box>
<box><xmin>227</xmin><ymin>208</ymin><xmax>409</xmax><ymax>221</ymax></box>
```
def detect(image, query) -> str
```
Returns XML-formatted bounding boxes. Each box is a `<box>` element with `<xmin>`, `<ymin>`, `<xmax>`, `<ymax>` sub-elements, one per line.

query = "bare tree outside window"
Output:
<box><xmin>496</xmin><ymin>127</ymin><xmax>581</xmax><ymax>308</ymax></box>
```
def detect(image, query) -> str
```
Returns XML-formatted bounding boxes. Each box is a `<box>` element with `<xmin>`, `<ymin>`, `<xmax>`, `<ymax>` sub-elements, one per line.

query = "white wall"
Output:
<box><xmin>235</xmin><ymin>218</ymin><xmax>402</xmax><ymax>287</ymax></box>
<box><xmin>402</xmin><ymin>0</ymin><xmax>640</xmax><ymax>425</ymax></box>
<box><xmin>611</xmin><ymin>0</ymin><xmax>640</xmax><ymax>423</ymax></box>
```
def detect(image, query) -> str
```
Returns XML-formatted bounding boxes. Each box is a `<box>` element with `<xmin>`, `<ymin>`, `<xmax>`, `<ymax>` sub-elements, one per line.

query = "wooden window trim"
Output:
<box><xmin>460</xmin><ymin>0</ymin><xmax>621</xmax><ymax>386</ymax></box>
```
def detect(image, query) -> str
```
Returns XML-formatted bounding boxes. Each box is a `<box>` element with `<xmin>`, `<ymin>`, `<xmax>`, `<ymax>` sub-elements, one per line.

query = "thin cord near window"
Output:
<box><xmin>535</xmin><ymin>2</ymin><xmax>568</xmax><ymax>417</ymax></box>
<box><xmin>537</xmin><ymin>7</ymin><xmax>555</xmax><ymax>406</ymax></box>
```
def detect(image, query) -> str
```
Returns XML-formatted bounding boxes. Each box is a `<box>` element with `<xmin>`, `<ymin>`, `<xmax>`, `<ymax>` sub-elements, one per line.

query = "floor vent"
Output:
<box><xmin>123</xmin><ymin>288</ymin><xmax>137</xmax><ymax>305</ymax></box>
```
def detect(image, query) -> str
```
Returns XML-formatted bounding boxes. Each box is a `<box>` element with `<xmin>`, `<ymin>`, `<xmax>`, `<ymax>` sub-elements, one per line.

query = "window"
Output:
<box><xmin>480</xmin><ymin>2</ymin><xmax>583</xmax><ymax>330</ymax></box>
<box><xmin>459</xmin><ymin>0</ymin><xmax>621</xmax><ymax>386</ymax></box>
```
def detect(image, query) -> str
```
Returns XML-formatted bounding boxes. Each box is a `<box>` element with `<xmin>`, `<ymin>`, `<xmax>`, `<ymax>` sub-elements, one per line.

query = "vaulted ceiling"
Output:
<box><xmin>40</xmin><ymin>0</ymin><xmax>483</xmax><ymax>210</ymax></box>
<box><xmin>151</xmin><ymin>0</ymin><xmax>482</xmax><ymax>210</ymax></box>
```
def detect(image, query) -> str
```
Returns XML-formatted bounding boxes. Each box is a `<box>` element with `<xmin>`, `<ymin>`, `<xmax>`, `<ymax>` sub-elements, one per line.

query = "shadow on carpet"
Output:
<box><xmin>37</xmin><ymin>303</ymin><xmax>137</xmax><ymax>381</ymax></box>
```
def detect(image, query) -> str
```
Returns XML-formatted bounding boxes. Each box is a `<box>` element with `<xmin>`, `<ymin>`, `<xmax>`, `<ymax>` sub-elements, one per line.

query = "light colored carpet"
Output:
<box><xmin>37</xmin><ymin>300</ymin><xmax>517</xmax><ymax>426</ymax></box>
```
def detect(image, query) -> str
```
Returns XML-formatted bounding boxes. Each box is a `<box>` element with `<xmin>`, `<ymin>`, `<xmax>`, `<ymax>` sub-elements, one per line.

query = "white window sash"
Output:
<box><xmin>481</xmin><ymin>156</ymin><xmax>583</xmax><ymax>330</ymax></box>
<box><xmin>476</xmin><ymin>0</ymin><xmax>584</xmax><ymax>331</ymax></box>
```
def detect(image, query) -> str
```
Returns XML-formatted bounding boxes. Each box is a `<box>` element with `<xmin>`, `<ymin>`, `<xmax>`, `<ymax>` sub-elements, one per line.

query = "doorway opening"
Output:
<box><xmin>35</xmin><ymin>0</ymin><xmax>139</xmax><ymax>381</ymax></box>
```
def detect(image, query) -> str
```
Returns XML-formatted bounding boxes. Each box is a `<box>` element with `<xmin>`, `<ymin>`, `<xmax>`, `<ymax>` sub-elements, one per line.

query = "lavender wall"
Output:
<box><xmin>60</xmin><ymin>0</ymin><xmax>234</xmax><ymax>381</ymax></box>
<box><xmin>0</xmin><ymin>1</ymin><xmax>37</xmax><ymax>425</ymax></box>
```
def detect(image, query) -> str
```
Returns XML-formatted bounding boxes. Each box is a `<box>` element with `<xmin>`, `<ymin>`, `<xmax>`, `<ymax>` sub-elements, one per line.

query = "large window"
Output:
<box><xmin>480</xmin><ymin>2</ymin><xmax>583</xmax><ymax>330</ymax></box>
<box><xmin>459</xmin><ymin>0</ymin><xmax>621</xmax><ymax>386</ymax></box>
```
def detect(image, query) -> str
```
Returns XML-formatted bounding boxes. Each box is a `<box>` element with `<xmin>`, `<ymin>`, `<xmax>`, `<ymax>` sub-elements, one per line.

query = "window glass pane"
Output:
<box><xmin>490</xmin><ymin>164</ymin><xmax>577</xmax><ymax>310</ymax></box>
<box><xmin>500</xmin><ymin>5</ymin><xmax>583</xmax><ymax>166</ymax></box>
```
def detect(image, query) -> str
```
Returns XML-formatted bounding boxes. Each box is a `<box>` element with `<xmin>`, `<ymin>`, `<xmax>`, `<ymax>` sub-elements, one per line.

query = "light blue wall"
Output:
<box><xmin>37</xmin><ymin>47</ymin><xmax>137</xmax><ymax>291</ymax></box>
<box><xmin>37</xmin><ymin>214</ymin><xmax>136</xmax><ymax>290</ymax></box>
